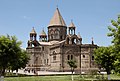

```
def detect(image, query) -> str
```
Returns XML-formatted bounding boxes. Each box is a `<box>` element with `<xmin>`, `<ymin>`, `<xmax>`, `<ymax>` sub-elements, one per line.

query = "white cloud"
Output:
<box><xmin>22</xmin><ymin>16</ymin><xmax>31</xmax><ymax>20</ymax></box>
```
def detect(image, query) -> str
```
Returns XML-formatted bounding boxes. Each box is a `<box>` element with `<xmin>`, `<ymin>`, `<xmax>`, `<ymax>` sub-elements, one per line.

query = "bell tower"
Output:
<box><xmin>27</xmin><ymin>27</ymin><xmax>37</xmax><ymax>47</ymax></box>
<box><xmin>39</xmin><ymin>29</ymin><xmax>47</xmax><ymax>42</ymax></box>
<box><xmin>68</xmin><ymin>21</ymin><xmax>76</xmax><ymax>35</ymax></box>
<box><xmin>48</xmin><ymin>8</ymin><xmax>67</xmax><ymax>41</ymax></box>
<box><xmin>30</xmin><ymin>27</ymin><xmax>37</xmax><ymax>41</ymax></box>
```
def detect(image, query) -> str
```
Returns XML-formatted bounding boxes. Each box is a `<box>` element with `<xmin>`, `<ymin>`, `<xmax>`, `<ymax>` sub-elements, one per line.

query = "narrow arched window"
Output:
<box><xmin>53</xmin><ymin>55</ymin><xmax>56</xmax><ymax>60</ymax></box>
<box><xmin>53</xmin><ymin>51</ymin><xmax>56</xmax><ymax>61</ymax></box>
<box><xmin>71</xmin><ymin>55</ymin><xmax>73</xmax><ymax>60</ymax></box>
<box><xmin>42</xmin><ymin>46</ymin><xmax>44</xmax><ymax>51</ymax></box>
<box><xmin>67</xmin><ymin>55</ymin><xmax>73</xmax><ymax>60</ymax></box>
<box><xmin>92</xmin><ymin>56</ymin><xmax>94</xmax><ymax>60</ymax></box>
<box><xmin>54</xmin><ymin>29</ymin><xmax>59</xmax><ymax>39</ymax></box>
<box><xmin>67</xmin><ymin>55</ymin><xmax>70</xmax><ymax>60</ymax></box>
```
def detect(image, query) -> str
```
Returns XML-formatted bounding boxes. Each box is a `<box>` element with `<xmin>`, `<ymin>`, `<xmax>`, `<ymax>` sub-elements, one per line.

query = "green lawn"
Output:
<box><xmin>5</xmin><ymin>76</ymin><xmax>72</xmax><ymax>81</ymax></box>
<box><xmin>4</xmin><ymin>74</ymin><xmax>120</xmax><ymax>81</ymax></box>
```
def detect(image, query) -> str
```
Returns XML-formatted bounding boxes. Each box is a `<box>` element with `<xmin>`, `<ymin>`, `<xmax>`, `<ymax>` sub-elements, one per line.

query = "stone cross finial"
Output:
<box><xmin>92</xmin><ymin>37</ymin><xmax>94</xmax><ymax>45</ymax></box>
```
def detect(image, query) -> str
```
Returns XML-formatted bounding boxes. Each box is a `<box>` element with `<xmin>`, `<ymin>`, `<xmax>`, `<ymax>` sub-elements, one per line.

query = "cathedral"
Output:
<box><xmin>26</xmin><ymin>8</ymin><xmax>98</xmax><ymax>74</ymax></box>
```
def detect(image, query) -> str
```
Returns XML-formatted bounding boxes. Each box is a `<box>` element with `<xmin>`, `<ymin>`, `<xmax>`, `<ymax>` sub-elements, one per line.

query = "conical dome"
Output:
<box><xmin>69</xmin><ymin>21</ymin><xmax>76</xmax><ymax>28</ymax></box>
<box><xmin>48</xmin><ymin>8</ymin><xmax>66</xmax><ymax>27</ymax></box>
<box><xmin>30</xmin><ymin>27</ymin><xmax>37</xmax><ymax>35</ymax></box>
<box><xmin>40</xmin><ymin>29</ymin><xmax>46</xmax><ymax>36</ymax></box>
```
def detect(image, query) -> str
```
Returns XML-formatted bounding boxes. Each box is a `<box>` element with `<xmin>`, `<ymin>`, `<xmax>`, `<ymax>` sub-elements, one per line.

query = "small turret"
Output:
<box><xmin>28</xmin><ymin>27</ymin><xmax>37</xmax><ymax>47</ymax></box>
<box><xmin>30</xmin><ymin>27</ymin><xmax>37</xmax><ymax>41</ymax></box>
<box><xmin>39</xmin><ymin>29</ymin><xmax>47</xmax><ymax>42</ymax></box>
<box><xmin>68</xmin><ymin>21</ymin><xmax>76</xmax><ymax>35</ymax></box>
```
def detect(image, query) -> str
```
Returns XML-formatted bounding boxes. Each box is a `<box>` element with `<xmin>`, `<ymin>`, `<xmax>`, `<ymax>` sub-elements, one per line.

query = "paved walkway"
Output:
<box><xmin>13</xmin><ymin>69</ymin><xmax>72</xmax><ymax>75</ymax></box>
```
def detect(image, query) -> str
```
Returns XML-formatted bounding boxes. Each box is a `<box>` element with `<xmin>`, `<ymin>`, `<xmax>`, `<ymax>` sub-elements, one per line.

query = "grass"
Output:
<box><xmin>3</xmin><ymin>74</ymin><xmax>120</xmax><ymax>81</ymax></box>
<box><xmin>5</xmin><ymin>76</ymin><xmax>71</xmax><ymax>81</ymax></box>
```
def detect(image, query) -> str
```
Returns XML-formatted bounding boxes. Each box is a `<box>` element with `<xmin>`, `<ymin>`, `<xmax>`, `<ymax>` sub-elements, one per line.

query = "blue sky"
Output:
<box><xmin>0</xmin><ymin>0</ymin><xmax>120</xmax><ymax>48</ymax></box>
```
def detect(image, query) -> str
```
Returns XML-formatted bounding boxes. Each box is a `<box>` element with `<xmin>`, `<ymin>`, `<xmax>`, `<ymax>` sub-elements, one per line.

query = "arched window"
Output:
<box><xmin>92</xmin><ymin>56</ymin><xmax>94</xmax><ymax>60</ymax></box>
<box><xmin>47</xmin><ymin>59</ymin><xmax>49</xmax><ymax>64</ymax></box>
<box><xmin>44</xmin><ymin>59</ymin><xmax>46</xmax><ymax>64</ymax></box>
<box><xmin>53</xmin><ymin>55</ymin><xmax>56</xmax><ymax>60</ymax></box>
<box><xmin>54</xmin><ymin>29</ymin><xmax>60</xmax><ymax>39</ymax></box>
<box><xmin>67</xmin><ymin>55</ymin><xmax>73</xmax><ymax>60</ymax></box>
<box><xmin>53</xmin><ymin>51</ymin><xmax>56</xmax><ymax>61</ymax></box>
<box><xmin>83</xmin><ymin>55</ymin><xmax>85</xmax><ymax>58</ymax></box>
<box><xmin>71</xmin><ymin>55</ymin><xmax>73</xmax><ymax>60</ymax></box>
<box><xmin>53</xmin><ymin>51</ymin><xmax>56</xmax><ymax>54</ymax></box>
<box><xmin>71</xmin><ymin>38</ymin><xmax>77</xmax><ymax>44</ymax></box>
<box><xmin>42</xmin><ymin>46</ymin><xmax>44</xmax><ymax>51</ymax></box>
<box><xmin>60</xmin><ymin>36</ymin><xmax>62</xmax><ymax>40</ymax></box>
<box><xmin>67</xmin><ymin>55</ymin><xmax>70</xmax><ymax>60</ymax></box>
<box><xmin>50</xmin><ymin>29</ymin><xmax>54</xmax><ymax>40</ymax></box>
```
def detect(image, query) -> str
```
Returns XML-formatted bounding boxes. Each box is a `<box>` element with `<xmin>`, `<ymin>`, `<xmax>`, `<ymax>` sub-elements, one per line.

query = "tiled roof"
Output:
<box><xmin>48</xmin><ymin>8</ymin><xmax>66</xmax><ymax>27</ymax></box>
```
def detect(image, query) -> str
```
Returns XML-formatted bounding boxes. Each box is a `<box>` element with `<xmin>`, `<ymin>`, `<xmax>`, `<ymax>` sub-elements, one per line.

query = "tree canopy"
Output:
<box><xmin>94</xmin><ymin>46</ymin><xmax>115</xmax><ymax>74</ymax></box>
<box><xmin>107</xmin><ymin>15</ymin><xmax>120</xmax><ymax>74</ymax></box>
<box><xmin>0</xmin><ymin>35</ymin><xmax>29</xmax><ymax>76</ymax></box>
<box><xmin>67</xmin><ymin>60</ymin><xmax>77</xmax><ymax>74</ymax></box>
<box><xmin>93</xmin><ymin>15</ymin><xmax>120</xmax><ymax>79</ymax></box>
<box><xmin>67</xmin><ymin>60</ymin><xmax>77</xmax><ymax>81</ymax></box>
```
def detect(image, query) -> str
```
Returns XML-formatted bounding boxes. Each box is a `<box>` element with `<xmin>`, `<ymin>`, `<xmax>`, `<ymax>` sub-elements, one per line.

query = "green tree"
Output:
<box><xmin>0</xmin><ymin>35</ymin><xmax>29</xmax><ymax>76</ymax></box>
<box><xmin>94</xmin><ymin>46</ymin><xmax>115</xmax><ymax>80</ymax></box>
<box><xmin>67</xmin><ymin>60</ymin><xmax>77</xmax><ymax>81</ymax></box>
<box><xmin>107</xmin><ymin>15</ymin><xmax>120</xmax><ymax>74</ymax></box>
<box><xmin>10</xmin><ymin>50</ymin><xmax>29</xmax><ymax>74</ymax></box>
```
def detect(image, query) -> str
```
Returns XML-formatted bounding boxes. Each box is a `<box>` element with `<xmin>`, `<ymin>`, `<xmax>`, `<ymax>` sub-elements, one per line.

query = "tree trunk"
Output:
<box><xmin>0</xmin><ymin>70</ymin><xmax>2</xmax><ymax>76</ymax></box>
<box><xmin>71</xmin><ymin>68</ymin><xmax>74</xmax><ymax>81</ymax></box>
<box><xmin>71</xmin><ymin>74</ymin><xmax>73</xmax><ymax>81</ymax></box>
<box><xmin>1</xmin><ymin>68</ymin><xmax>5</xmax><ymax>76</ymax></box>
<box><xmin>108</xmin><ymin>74</ymin><xmax>110</xmax><ymax>80</ymax></box>
<box><xmin>0</xmin><ymin>68</ymin><xmax>5</xmax><ymax>81</ymax></box>
<box><xmin>0</xmin><ymin>68</ymin><xmax>5</xmax><ymax>76</ymax></box>
<box><xmin>16</xmin><ymin>69</ymin><xmax>18</xmax><ymax>76</ymax></box>
<box><xmin>107</xmin><ymin>70</ymin><xmax>111</xmax><ymax>80</ymax></box>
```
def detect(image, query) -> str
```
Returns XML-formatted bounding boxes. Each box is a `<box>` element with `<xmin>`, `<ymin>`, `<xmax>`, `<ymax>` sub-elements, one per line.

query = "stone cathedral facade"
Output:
<box><xmin>26</xmin><ymin>8</ymin><xmax>98</xmax><ymax>73</ymax></box>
